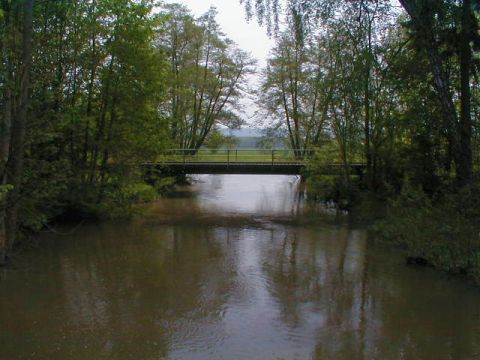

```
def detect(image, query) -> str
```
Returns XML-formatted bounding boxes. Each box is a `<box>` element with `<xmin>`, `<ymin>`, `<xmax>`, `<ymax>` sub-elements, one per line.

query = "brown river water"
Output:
<box><xmin>1</xmin><ymin>175</ymin><xmax>479</xmax><ymax>359</ymax></box>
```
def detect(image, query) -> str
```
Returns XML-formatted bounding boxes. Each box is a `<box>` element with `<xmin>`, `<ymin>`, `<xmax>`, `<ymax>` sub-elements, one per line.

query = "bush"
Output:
<box><xmin>306</xmin><ymin>175</ymin><xmax>337</xmax><ymax>202</ymax></box>
<box><xmin>373</xmin><ymin>179</ymin><xmax>480</xmax><ymax>284</ymax></box>
<box><xmin>304</xmin><ymin>146</ymin><xmax>361</xmax><ymax>209</ymax></box>
<box><xmin>84</xmin><ymin>182</ymin><xmax>160</xmax><ymax>219</ymax></box>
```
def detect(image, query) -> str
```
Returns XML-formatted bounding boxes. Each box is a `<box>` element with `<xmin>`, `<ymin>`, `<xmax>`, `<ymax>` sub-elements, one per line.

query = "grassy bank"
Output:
<box><xmin>160</xmin><ymin>149</ymin><xmax>299</xmax><ymax>163</ymax></box>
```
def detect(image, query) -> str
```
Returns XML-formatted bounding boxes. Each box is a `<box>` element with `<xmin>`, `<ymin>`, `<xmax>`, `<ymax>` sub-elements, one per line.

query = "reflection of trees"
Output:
<box><xmin>261</xmin><ymin>228</ymin><xmax>366</xmax><ymax>335</ymax></box>
<box><xmin>288</xmin><ymin>178</ymin><xmax>306</xmax><ymax>216</ymax></box>
<box><xmin>146</xmin><ymin>182</ymin><xmax>205</xmax><ymax>222</ymax></box>
<box><xmin>349</xmin><ymin>251</ymin><xmax>480</xmax><ymax>360</ymax></box>
<box><xmin>0</xmin><ymin>223</ymin><xmax>237</xmax><ymax>358</ymax></box>
<box><xmin>254</xmin><ymin>176</ymin><xmax>305</xmax><ymax>216</ymax></box>
<box><xmin>260</xmin><ymin>227</ymin><xmax>480</xmax><ymax>359</ymax></box>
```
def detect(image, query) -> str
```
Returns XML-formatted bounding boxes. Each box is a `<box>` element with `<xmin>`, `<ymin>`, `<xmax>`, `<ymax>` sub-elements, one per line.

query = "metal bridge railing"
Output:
<box><xmin>159</xmin><ymin>149</ymin><xmax>318</xmax><ymax>165</ymax></box>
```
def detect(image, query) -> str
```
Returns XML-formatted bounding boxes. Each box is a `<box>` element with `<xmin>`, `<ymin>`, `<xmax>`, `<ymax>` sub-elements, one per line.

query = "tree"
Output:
<box><xmin>0</xmin><ymin>0</ymin><xmax>172</xmax><ymax>260</ymax></box>
<box><xmin>242</xmin><ymin>0</ymin><xmax>480</xmax><ymax>186</ymax></box>
<box><xmin>258</xmin><ymin>0</ymin><xmax>396</xmax><ymax>184</ymax></box>
<box><xmin>159</xmin><ymin>5</ymin><xmax>255</xmax><ymax>152</ymax></box>
<box><xmin>259</xmin><ymin>9</ymin><xmax>342</xmax><ymax>159</ymax></box>
<box><xmin>203</xmin><ymin>129</ymin><xmax>240</xmax><ymax>151</ymax></box>
<box><xmin>399</xmin><ymin>0</ymin><xmax>479</xmax><ymax>184</ymax></box>
<box><xmin>0</xmin><ymin>0</ymin><xmax>34</xmax><ymax>263</ymax></box>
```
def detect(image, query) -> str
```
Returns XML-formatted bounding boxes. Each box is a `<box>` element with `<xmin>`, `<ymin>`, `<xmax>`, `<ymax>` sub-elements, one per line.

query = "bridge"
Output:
<box><xmin>143</xmin><ymin>149</ymin><xmax>366</xmax><ymax>176</ymax></box>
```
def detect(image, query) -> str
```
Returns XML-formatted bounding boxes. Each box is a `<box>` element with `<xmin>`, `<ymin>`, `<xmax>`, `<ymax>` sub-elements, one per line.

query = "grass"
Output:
<box><xmin>159</xmin><ymin>149</ymin><xmax>304</xmax><ymax>163</ymax></box>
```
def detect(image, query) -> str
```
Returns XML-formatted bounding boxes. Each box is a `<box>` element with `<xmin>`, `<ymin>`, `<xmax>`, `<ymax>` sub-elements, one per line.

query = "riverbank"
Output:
<box><xmin>307</xmin><ymin>174</ymin><xmax>480</xmax><ymax>285</ymax></box>
<box><xmin>369</xmin><ymin>182</ymin><xmax>480</xmax><ymax>284</ymax></box>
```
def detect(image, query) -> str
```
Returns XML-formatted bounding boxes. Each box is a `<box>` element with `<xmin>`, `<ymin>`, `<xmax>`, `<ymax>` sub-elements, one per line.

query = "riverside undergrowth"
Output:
<box><xmin>305</xmin><ymin>170</ymin><xmax>480</xmax><ymax>284</ymax></box>
<box><xmin>371</xmin><ymin>181</ymin><xmax>480</xmax><ymax>284</ymax></box>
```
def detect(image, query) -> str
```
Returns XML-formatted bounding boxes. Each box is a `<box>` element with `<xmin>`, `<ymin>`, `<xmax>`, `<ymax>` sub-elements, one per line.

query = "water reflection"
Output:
<box><xmin>0</xmin><ymin>175</ymin><xmax>479</xmax><ymax>359</ymax></box>
<box><xmin>191</xmin><ymin>174</ymin><xmax>306</xmax><ymax>216</ymax></box>
<box><xmin>0</xmin><ymin>225</ymin><xmax>235</xmax><ymax>359</ymax></box>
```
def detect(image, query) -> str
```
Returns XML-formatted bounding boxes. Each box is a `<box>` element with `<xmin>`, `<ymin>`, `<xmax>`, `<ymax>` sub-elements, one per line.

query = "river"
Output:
<box><xmin>1</xmin><ymin>175</ymin><xmax>479</xmax><ymax>359</ymax></box>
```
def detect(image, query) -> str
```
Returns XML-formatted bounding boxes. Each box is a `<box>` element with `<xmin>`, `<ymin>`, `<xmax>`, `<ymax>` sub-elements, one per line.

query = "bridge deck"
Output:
<box><xmin>157</xmin><ymin>161</ymin><xmax>303</xmax><ymax>175</ymax></box>
<box><xmin>143</xmin><ymin>161</ymin><xmax>366</xmax><ymax>176</ymax></box>
<box><xmin>144</xmin><ymin>149</ymin><xmax>366</xmax><ymax>175</ymax></box>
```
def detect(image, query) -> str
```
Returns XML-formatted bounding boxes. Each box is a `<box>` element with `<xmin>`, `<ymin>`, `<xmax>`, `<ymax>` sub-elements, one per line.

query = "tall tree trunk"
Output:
<box><xmin>364</xmin><ymin>58</ymin><xmax>372</xmax><ymax>187</ymax></box>
<box><xmin>458</xmin><ymin>0</ymin><xmax>473</xmax><ymax>184</ymax></box>
<box><xmin>363</xmin><ymin>11</ymin><xmax>374</xmax><ymax>189</ymax></box>
<box><xmin>0</xmin><ymin>64</ymin><xmax>12</xmax><ymax>265</ymax></box>
<box><xmin>69</xmin><ymin>2</ymin><xmax>79</xmax><ymax>167</ymax></box>
<box><xmin>399</xmin><ymin>0</ymin><xmax>464</xmax><ymax>182</ymax></box>
<box><xmin>82</xmin><ymin>0</ymin><xmax>97</xmax><ymax>178</ymax></box>
<box><xmin>97</xmin><ymin>89</ymin><xmax>118</xmax><ymax>203</ymax></box>
<box><xmin>89</xmin><ymin>54</ymin><xmax>115</xmax><ymax>185</ymax></box>
<box><xmin>6</xmin><ymin>0</ymin><xmax>34</xmax><ymax>250</ymax></box>
<box><xmin>0</xmin><ymin>2</ymin><xmax>12</xmax><ymax>263</ymax></box>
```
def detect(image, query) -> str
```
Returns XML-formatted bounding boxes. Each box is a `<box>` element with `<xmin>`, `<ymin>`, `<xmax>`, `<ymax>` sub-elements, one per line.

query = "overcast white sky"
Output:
<box><xmin>161</xmin><ymin>0</ymin><xmax>275</xmax><ymax>67</ymax></box>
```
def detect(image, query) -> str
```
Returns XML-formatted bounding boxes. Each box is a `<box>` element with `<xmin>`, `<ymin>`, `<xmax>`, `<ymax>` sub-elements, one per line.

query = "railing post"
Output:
<box><xmin>236</xmin><ymin>149</ymin><xmax>238</xmax><ymax>161</ymax></box>
<box><xmin>183</xmin><ymin>150</ymin><xmax>186</xmax><ymax>164</ymax></box>
<box><xmin>272</xmin><ymin>149</ymin><xmax>275</xmax><ymax>166</ymax></box>
<box><xmin>227</xmin><ymin>149</ymin><xmax>230</xmax><ymax>166</ymax></box>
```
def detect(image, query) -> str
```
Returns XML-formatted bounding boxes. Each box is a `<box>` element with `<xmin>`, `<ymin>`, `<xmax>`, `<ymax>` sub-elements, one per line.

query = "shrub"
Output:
<box><xmin>373</xmin><ymin>179</ymin><xmax>480</xmax><ymax>283</ymax></box>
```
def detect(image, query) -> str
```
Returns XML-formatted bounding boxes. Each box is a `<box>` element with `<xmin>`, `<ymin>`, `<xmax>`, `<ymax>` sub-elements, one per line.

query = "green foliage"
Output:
<box><xmin>247</xmin><ymin>0</ymin><xmax>480</xmax><ymax>187</ymax></box>
<box><xmin>204</xmin><ymin>129</ymin><xmax>227</xmax><ymax>152</ymax></box>
<box><xmin>18</xmin><ymin>159</ymin><xmax>72</xmax><ymax>231</ymax></box>
<box><xmin>306</xmin><ymin>175</ymin><xmax>338</xmax><ymax>201</ymax></box>
<box><xmin>144</xmin><ymin>173</ymin><xmax>176</xmax><ymax>195</ymax></box>
<box><xmin>204</xmin><ymin>130</ymin><xmax>240</xmax><ymax>152</ymax></box>
<box><xmin>85</xmin><ymin>182</ymin><xmax>160</xmax><ymax>219</ymax></box>
<box><xmin>1</xmin><ymin>0</ymin><xmax>480</xmax><ymax>291</ymax></box>
<box><xmin>305</xmin><ymin>146</ymin><xmax>358</xmax><ymax>208</ymax></box>
<box><xmin>259</xmin><ymin>18</ymin><xmax>333</xmax><ymax>152</ymax></box>
<box><xmin>0</xmin><ymin>185</ymin><xmax>13</xmax><ymax>202</ymax></box>
<box><xmin>255</xmin><ymin>128</ymin><xmax>288</xmax><ymax>149</ymax></box>
<box><xmin>158</xmin><ymin>5</ymin><xmax>254</xmax><ymax>150</ymax></box>
<box><xmin>0</xmin><ymin>0</ymin><xmax>176</xmax><ymax>237</ymax></box>
<box><xmin>223</xmin><ymin>135</ymin><xmax>240</xmax><ymax>150</ymax></box>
